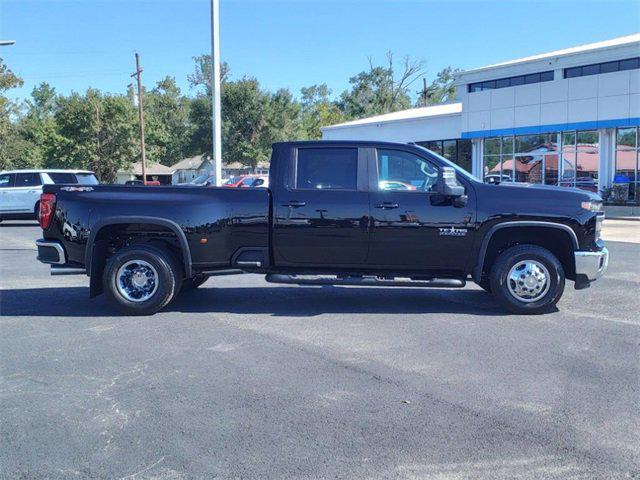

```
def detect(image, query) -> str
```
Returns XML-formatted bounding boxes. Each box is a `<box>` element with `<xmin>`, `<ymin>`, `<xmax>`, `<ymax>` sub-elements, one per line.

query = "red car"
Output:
<box><xmin>222</xmin><ymin>175</ymin><xmax>259</xmax><ymax>188</ymax></box>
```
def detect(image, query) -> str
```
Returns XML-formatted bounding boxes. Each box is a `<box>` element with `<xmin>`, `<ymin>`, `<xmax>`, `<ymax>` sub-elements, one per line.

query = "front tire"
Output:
<box><xmin>490</xmin><ymin>244</ymin><xmax>565</xmax><ymax>315</ymax></box>
<box><xmin>103</xmin><ymin>245</ymin><xmax>181</xmax><ymax>315</ymax></box>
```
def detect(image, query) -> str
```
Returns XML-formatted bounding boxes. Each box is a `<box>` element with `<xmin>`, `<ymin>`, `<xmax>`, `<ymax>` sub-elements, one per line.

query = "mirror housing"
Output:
<box><xmin>435</xmin><ymin>167</ymin><xmax>465</xmax><ymax>197</ymax></box>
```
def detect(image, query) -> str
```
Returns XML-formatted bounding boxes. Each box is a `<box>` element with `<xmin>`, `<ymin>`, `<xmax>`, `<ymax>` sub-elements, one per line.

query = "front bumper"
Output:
<box><xmin>574</xmin><ymin>247</ymin><xmax>609</xmax><ymax>284</ymax></box>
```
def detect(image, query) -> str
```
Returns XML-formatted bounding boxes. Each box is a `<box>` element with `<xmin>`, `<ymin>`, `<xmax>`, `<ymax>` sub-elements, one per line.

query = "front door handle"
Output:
<box><xmin>283</xmin><ymin>200</ymin><xmax>306</xmax><ymax>208</ymax></box>
<box><xmin>374</xmin><ymin>202</ymin><xmax>399</xmax><ymax>209</ymax></box>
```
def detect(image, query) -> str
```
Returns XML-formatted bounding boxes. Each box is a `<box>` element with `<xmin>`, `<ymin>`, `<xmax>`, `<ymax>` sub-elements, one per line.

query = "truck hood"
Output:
<box><xmin>495</xmin><ymin>182</ymin><xmax>602</xmax><ymax>201</ymax></box>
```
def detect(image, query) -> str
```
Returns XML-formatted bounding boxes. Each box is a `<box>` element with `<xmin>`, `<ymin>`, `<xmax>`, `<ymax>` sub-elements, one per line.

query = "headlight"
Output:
<box><xmin>595</xmin><ymin>215</ymin><xmax>603</xmax><ymax>240</ymax></box>
<box><xmin>581</xmin><ymin>201</ymin><xmax>603</xmax><ymax>212</ymax></box>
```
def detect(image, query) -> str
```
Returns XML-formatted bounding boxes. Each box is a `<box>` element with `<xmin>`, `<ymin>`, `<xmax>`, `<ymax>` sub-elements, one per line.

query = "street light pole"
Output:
<box><xmin>210</xmin><ymin>0</ymin><xmax>223</xmax><ymax>186</ymax></box>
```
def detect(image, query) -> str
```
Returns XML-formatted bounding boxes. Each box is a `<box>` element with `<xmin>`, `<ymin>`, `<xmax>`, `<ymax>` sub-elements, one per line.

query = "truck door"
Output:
<box><xmin>272</xmin><ymin>146</ymin><xmax>370</xmax><ymax>266</ymax></box>
<box><xmin>367</xmin><ymin>148</ymin><xmax>475</xmax><ymax>272</ymax></box>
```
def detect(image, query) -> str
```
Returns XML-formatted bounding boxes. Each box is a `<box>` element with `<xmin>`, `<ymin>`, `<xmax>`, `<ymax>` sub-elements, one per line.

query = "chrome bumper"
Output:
<box><xmin>36</xmin><ymin>239</ymin><xmax>66</xmax><ymax>265</ymax></box>
<box><xmin>574</xmin><ymin>247</ymin><xmax>609</xmax><ymax>282</ymax></box>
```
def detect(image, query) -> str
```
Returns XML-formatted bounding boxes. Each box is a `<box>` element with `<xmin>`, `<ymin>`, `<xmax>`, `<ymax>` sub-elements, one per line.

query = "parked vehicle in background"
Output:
<box><xmin>223</xmin><ymin>175</ymin><xmax>260</xmax><ymax>188</ymax></box>
<box><xmin>378</xmin><ymin>180</ymin><xmax>416</xmax><ymax>191</ymax></box>
<box><xmin>0</xmin><ymin>169</ymin><xmax>98</xmax><ymax>222</ymax></box>
<box><xmin>35</xmin><ymin>141</ymin><xmax>608</xmax><ymax>316</ymax></box>
<box><xmin>249</xmin><ymin>176</ymin><xmax>269</xmax><ymax>188</ymax></box>
<box><xmin>560</xmin><ymin>177</ymin><xmax>598</xmax><ymax>192</ymax></box>
<box><xmin>484</xmin><ymin>174</ymin><xmax>513</xmax><ymax>185</ymax></box>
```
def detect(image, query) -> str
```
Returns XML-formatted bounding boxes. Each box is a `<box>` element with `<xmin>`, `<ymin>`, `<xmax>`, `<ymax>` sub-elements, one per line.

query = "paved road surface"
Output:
<box><xmin>1</xmin><ymin>221</ymin><xmax>639</xmax><ymax>479</ymax></box>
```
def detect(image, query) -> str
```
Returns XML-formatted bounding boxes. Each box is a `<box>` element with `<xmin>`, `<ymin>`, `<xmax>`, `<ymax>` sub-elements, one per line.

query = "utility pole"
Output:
<box><xmin>131</xmin><ymin>52</ymin><xmax>147</xmax><ymax>185</ymax></box>
<box><xmin>421</xmin><ymin>78</ymin><xmax>429</xmax><ymax>107</ymax></box>
<box><xmin>210</xmin><ymin>0</ymin><xmax>222</xmax><ymax>186</ymax></box>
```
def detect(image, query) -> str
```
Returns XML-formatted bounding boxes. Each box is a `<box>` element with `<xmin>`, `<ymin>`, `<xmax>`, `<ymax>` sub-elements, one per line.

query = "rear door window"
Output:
<box><xmin>0</xmin><ymin>173</ymin><xmax>15</xmax><ymax>188</ymax></box>
<box><xmin>15</xmin><ymin>172</ymin><xmax>42</xmax><ymax>187</ymax></box>
<box><xmin>295</xmin><ymin>148</ymin><xmax>358</xmax><ymax>190</ymax></box>
<box><xmin>74</xmin><ymin>173</ymin><xmax>99</xmax><ymax>184</ymax></box>
<box><xmin>46</xmin><ymin>172</ymin><xmax>78</xmax><ymax>184</ymax></box>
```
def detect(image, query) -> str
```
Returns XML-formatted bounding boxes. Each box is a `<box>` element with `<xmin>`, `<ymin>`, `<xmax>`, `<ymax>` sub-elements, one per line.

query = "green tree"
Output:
<box><xmin>416</xmin><ymin>66</ymin><xmax>461</xmax><ymax>106</ymax></box>
<box><xmin>299</xmin><ymin>84</ymin><xmax>346</xmax><ymax>139</ymax></box>
<box><xmin>51</xmin><ymin>89</ymin><xmax>137</xmax><ymax>182</ymax></box>
<box><xmin>144</xmin><ymin>76</ymin><xmax>194</xmax><ymax>166</ymax></box>
<box><xmin>0</xmin><ymin>58</ymin><xmax>26</xmax><ymax>170</ymax></box>
<box><xmin>339</xmin><ymin>52</ymin><xmax>425</xmax><ymax>118</ymax></box>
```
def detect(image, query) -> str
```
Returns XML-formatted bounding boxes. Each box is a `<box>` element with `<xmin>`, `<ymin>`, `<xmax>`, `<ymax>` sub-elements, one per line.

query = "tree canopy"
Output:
<box><xmin>0</xmin><ymin>54</ymin><xmax>459</xmax><ymax>178</ymax></box>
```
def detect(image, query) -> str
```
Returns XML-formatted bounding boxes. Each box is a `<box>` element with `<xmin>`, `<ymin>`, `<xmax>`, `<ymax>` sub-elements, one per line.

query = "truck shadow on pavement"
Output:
<box><xmin>0</xmin><ymin>285</ymin><xmax>515</xmax><ymax>317</ymax></box>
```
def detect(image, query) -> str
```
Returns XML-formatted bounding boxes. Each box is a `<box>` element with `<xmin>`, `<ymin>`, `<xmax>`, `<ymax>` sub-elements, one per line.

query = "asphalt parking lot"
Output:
<box><xmin>1</xmin><ymin>220</ymin><xmax>639</xmax><ymax>479</ymax></box>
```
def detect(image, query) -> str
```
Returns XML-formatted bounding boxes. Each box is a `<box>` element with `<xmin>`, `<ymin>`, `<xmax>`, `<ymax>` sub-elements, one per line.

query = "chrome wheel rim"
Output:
<box><xmin>116</xmin><ymin>260</ymin><xmax>159</xmax><ymax>302</ymax></box>
<box><xmin>507</xmin><ymin>260</ymin><xmax>550</xmax><ymax>303</ymax></box>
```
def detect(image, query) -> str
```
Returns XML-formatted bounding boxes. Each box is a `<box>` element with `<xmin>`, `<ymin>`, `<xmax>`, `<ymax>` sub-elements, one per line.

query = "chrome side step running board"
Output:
<box><xmin>51</xmin><ymin>267</ymin><xmax>86</xmax><ymax>276</ymax></box>
<box><xmin>265</xmin><ymin>274</ymin><xmax>465</xmax><ymax>288</ymax></box>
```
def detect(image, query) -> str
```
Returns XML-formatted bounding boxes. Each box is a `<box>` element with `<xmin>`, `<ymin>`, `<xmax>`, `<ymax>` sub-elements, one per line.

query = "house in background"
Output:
<box><xmin>170</xmin><ymin>155</ymin><xmax>213</xmax><ymax>184</ymax></box>
<box><xmin>222</xmin><ymin>161</ymin><xmax>270</xmax><ymax>179</ymax></box>
<box><xmin>115</xmin><ymin>161</ymin><xmax>174</xmax><ymax>185</ymax></box>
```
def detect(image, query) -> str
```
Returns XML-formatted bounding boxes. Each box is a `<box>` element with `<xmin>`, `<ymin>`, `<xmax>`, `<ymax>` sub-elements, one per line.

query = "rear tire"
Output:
<box><xmin>490</xmin><ymin>244</ymin><xmax>565</xmax><ymax>315</ymax></box>
<box><xmin>103</xmin><ymin>245</ymin><xmax>181</xmax><ymax>315</ymax></box>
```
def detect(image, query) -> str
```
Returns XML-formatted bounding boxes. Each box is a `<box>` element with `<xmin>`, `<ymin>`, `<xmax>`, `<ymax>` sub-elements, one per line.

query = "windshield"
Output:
<box><xmin>414</xmin><ymin>145</ymin><xmax>476</xmax><ymax>182</ymax></box>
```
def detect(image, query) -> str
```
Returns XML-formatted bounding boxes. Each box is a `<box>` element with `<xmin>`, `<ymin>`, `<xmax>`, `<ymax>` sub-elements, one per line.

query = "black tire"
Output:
<box><xmin>476</xmin><ymin>278</ymin><xmax>492</xmax><ymax>293</ymax></box>
<box><xmin>180</xmin><ymin>274</ymin><xmax>209</xmax><ymax>292</ymax></box>
<box><xmin>103</xmin><ymin>244</ymin><xmax>182</xmax><ymax>315</ymax></box>
<box><xmin>489</xmin><ymin>244</ymin><xmax>565</xmax><ymax>315</ymax></box>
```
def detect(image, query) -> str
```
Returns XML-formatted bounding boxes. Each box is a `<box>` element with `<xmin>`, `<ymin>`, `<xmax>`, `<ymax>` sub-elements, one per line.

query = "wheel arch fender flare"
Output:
<box><xmin>472</xmin><ymin>221</ymin><xmax>579</xmax><ymax>282</ymax></box>
<box><xmin>85</xmin><ymin>216</ymin><xmax>193</xmax><ymax>278</ymax></box>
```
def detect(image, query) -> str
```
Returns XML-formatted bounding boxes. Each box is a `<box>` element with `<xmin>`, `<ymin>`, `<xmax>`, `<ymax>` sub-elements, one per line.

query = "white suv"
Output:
<box><xmin>0</xmin><ymin>169</ymin><xmax>99</xmax><ymax>222</ymax></box>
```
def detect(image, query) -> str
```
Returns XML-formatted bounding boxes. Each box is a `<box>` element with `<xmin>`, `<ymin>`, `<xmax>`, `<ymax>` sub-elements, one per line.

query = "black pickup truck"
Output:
<box><xmin>35</xmin><ymin>141</ymin><xmax>608</xmax><ymax>315</ymax></box>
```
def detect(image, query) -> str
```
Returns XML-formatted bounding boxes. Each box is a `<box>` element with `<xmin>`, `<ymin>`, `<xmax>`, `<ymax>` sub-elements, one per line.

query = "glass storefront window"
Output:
<box><xmin>483</xmin><ymin>130</ymin><xmax>599</xmax><ymax>191</ymax></box>
<box><xmin>417</xmin><ymin>139</ymin><xmax>472</xmax><ymax>173</ymax></box>
<box><xmin>615</xmin><ymin>127</ymin><xmax>639</xmax><ymax>201</ymax></box>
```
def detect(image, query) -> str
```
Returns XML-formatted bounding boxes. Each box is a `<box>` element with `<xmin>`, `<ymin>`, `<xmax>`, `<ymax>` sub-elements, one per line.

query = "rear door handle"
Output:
<box><xmin>283</xmin><ymin>200</ymin><xmax>306</xmax><ymax>208</ymax></box>
<box><xmin>374</xmin><ymin>202</ymin><xmax>399</xmax><ymax>209</ymax></box>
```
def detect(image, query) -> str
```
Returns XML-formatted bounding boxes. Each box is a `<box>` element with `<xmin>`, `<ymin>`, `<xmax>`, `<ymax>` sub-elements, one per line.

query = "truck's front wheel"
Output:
<box><xmin>490</xmin><ymin>244</ymin><xmax>565</xmax><ymax>315</ymax></box>
<box><xmin>103</xmin><ymin>245</ymin><xmax>181</xmax><ymax>315</ymax></box>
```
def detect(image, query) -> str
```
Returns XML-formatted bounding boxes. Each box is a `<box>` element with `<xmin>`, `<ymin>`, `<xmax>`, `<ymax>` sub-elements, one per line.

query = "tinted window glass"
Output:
<box><xmin>565</xmin><ymin>67</ymin><xmax>582</xmax><ymax>78</ymax></box>
<box><xmin>600</xmin><ymin>61</ymin><xmax>619</xmax><ymax>73</ymax></box>
<box><xmin>482</xmin><ymin>80</ymin><xmax>496</xmax><ymax>90</ymax></box>
<box><xmin>377</xmin><ymin>149</ymin><xmax>438</xmax><ymax>192</ymax></box>
<box><xmin>75</xmin><ymin>173</ymin><xmax>99</xmax><ymax>185</ymax></box>
<box><xmin>0</xmin><ymin>173</ymin><xmax>15</xmax><ymax>188</ymax></box>
<box><xmin>47</xmin><ymin>172</ymin><xmax>77</xmax><ymax>183</ymax></box>
<box><xmin>296</xmin><ymin>148</ymin><xmax>357</xmax><ymax>190</ymax></box>
<box><xmin>495</xmin><ymin>78</ymin><xmax>510</xmax><ymax>88</ymax></box>
<box><xmin>525</xmin><ymin>73</ymin><xmax>540</xmax><ymax>84</ymax></box>
<box><xmin>582</xmin><ymin>64</ymin><xmax>600</xmax><ymax>76</ymax></box>
<box><xmin>540</xmin><ymin>71</ymin><xmax>554</xmax><ymax>81</ymax></box>
<box><xmin>15</xmin><ymin>172</ymin><xmax>42</xmax><ymax>187</ymax></box>
<box><xmin>620</xmin><ymin>58</ymin><xmax>640</xmax><ymax>70</ymax></box>
<box><xmin>510</xmin><ymin>76</ymin><xmax>525</xmax><ymax>86</ymax></box>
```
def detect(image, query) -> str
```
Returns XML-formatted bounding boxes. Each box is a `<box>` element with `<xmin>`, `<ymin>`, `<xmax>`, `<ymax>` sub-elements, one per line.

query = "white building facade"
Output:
<box><xmin>322</xmin><ymin>34</ymin><xmax>640</xmax><ymax>200</ymax></box>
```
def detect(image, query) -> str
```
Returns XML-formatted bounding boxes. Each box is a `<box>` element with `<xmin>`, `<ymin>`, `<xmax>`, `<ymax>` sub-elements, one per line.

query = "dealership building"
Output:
<box><xmin>321</xmin><ymin>34</ymin><xmax>640</xmax><ymax>199</ymax></box>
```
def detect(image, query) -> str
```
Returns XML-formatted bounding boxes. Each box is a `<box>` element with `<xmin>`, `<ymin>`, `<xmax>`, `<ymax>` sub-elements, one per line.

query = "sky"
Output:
<box><xmin>1</xmin><ymin>0</ymin><xmax>639</xmax><ymax>103</ymax></box>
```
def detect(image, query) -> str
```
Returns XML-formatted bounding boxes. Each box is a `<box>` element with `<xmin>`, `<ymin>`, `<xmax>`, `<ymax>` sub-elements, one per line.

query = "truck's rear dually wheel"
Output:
<box><xmin>489</xmin><ymin>244</ymin><xmax>565</xmax><ymax>315</ymax></box>
<box><xmin>103</xmin><ymin>245</ymin><xmax>181</xmax><ymax>315</ymax></box>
